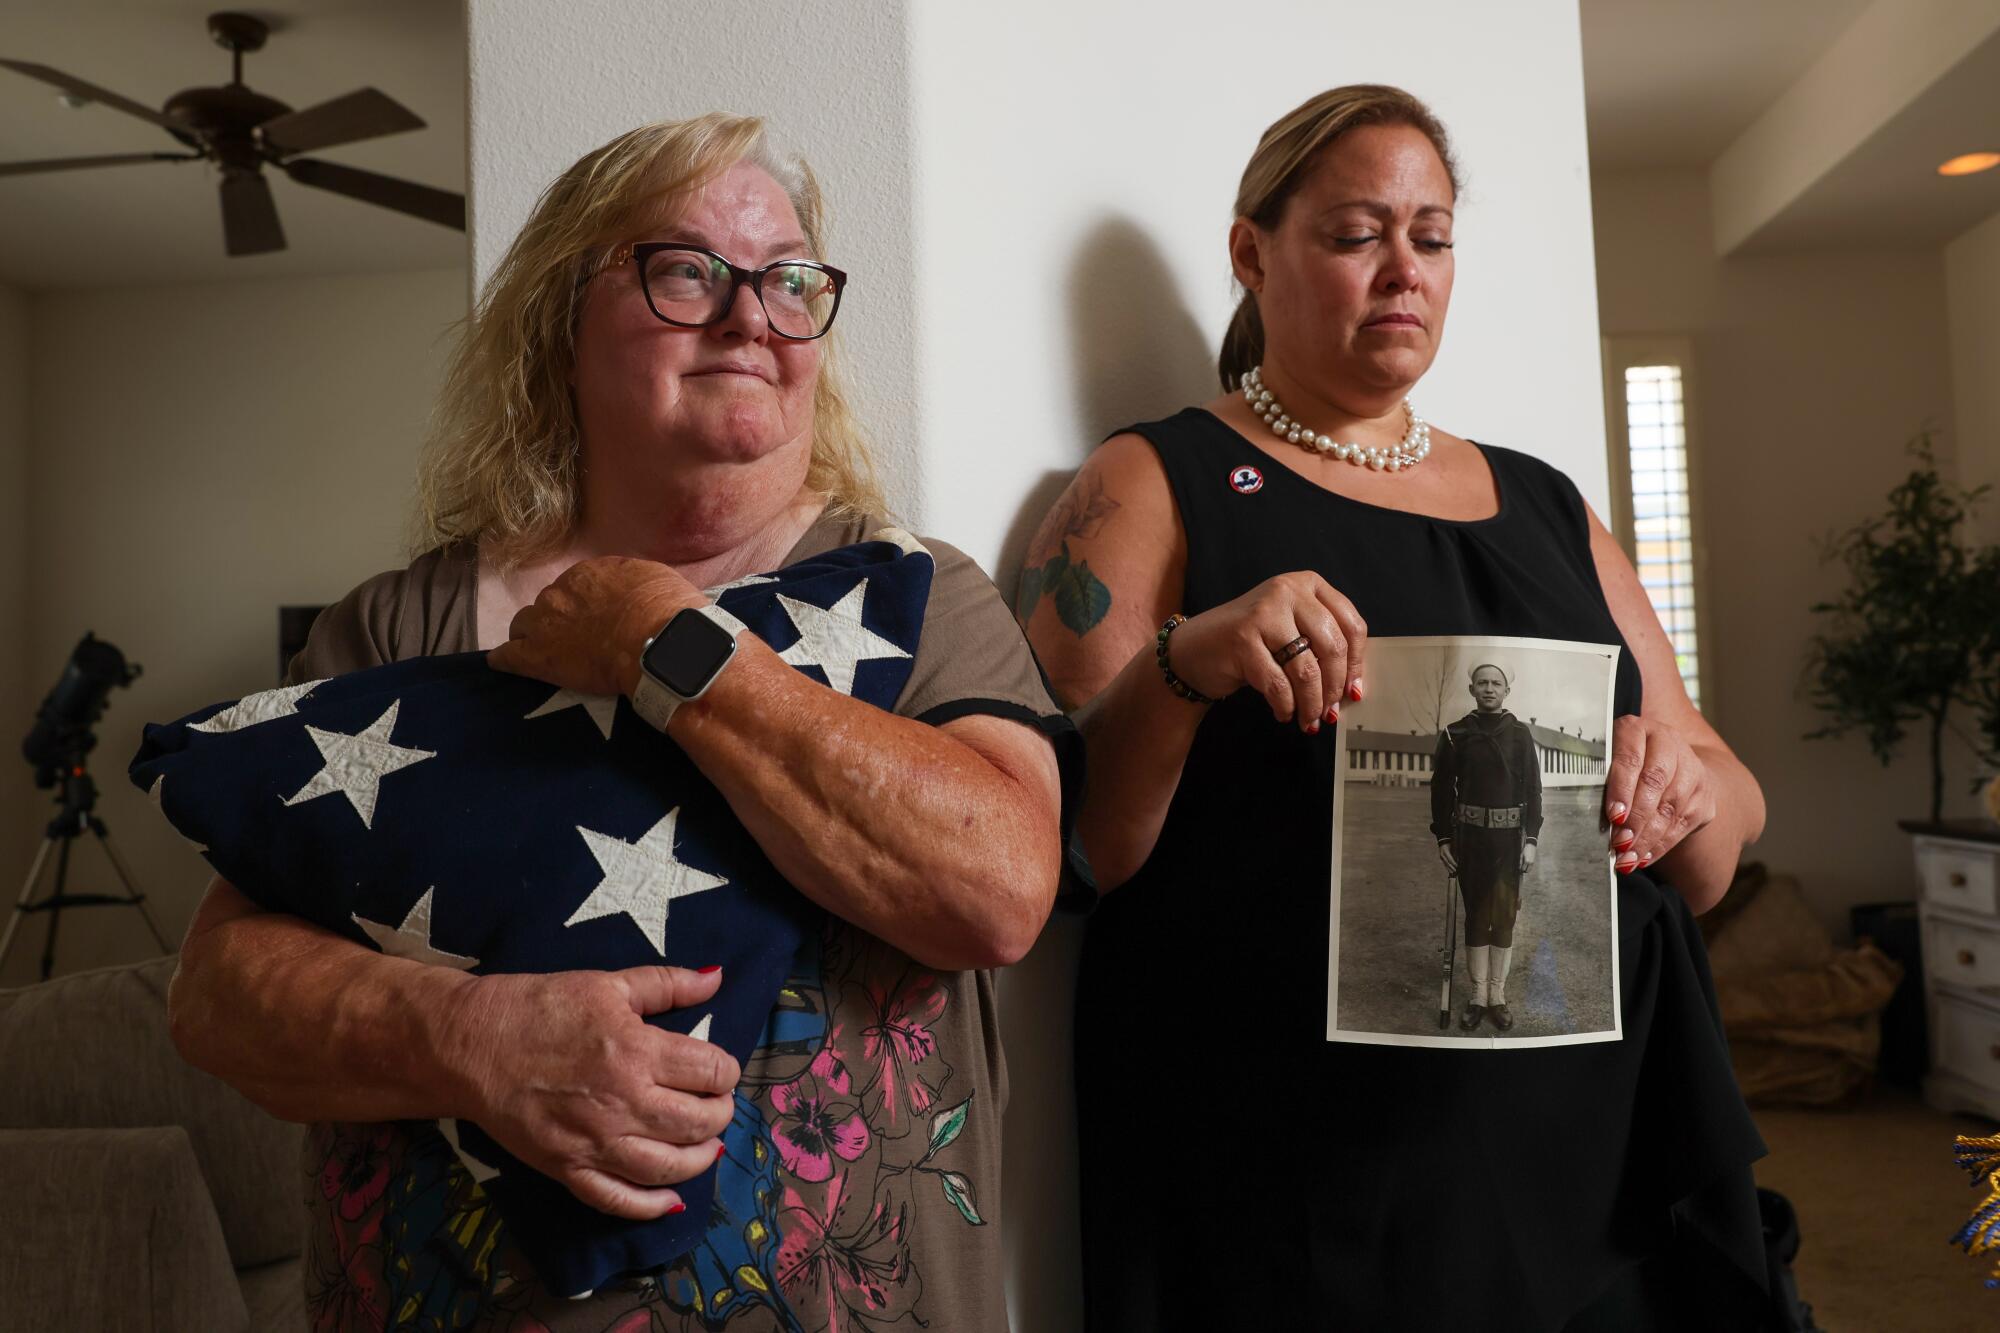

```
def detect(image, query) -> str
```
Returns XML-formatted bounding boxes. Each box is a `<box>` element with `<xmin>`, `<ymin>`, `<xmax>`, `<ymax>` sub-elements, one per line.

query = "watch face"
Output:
<box><xmin>643</xmin><ymin>608</ymin><xmax>737</xmax><ymax>697</ymax></box>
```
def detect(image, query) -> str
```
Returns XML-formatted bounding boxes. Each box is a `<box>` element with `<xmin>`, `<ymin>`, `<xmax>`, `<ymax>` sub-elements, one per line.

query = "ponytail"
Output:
<box><xmin>1218</xmin><ymin>293</ymin><xmax>1264</xmax><ymax>391</ymax></box>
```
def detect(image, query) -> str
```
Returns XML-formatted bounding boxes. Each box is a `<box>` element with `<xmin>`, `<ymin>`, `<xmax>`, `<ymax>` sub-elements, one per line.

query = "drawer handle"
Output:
<box><xmin>1960</xmin><ymin>948</ymin><xmax>1979</xmax><ymax>967</ymax></box>
<box><xmin>1951</xmin><ymin>872</ymin><xmax>1969</xmax><ymax>888</ymax></box>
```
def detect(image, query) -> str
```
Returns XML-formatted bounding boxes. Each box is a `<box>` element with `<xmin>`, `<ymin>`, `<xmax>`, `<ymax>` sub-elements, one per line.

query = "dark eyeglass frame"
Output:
<box><xmin>610</xmin><ymin>241</ymin><xmax>848</xmax><ymax>341</ymax></box>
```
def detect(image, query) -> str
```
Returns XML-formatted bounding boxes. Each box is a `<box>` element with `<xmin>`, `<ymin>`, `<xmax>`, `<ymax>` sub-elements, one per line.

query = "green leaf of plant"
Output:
<box><xmin>1049</xmin><ymin>543</ymin><xmax>1112</xmax><ymax>636</ymax></box>
<box><xmin>939</xmin><ymin>1169</ymin><xmax>985</xmax><ymax>1226</ymax></box>
<box><xmin>922</xmin><ymin>1095</ymin><xmax>973</xmax><ymax>1163</ymax></box>
<box><xmin>1800</xmin><ymin>431</ymin><xmax>2000</xmax><ymax>821</ymax></box>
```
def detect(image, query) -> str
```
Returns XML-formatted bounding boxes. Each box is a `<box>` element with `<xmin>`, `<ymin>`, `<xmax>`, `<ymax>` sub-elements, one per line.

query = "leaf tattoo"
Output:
<box><xmin>1048</xmin><ymin>544</ymin><xmax>1113</xmax><ymax>635</ymax></box>
<box><xmin>1018</xmin><ymin>473</ymin><xmax>1122</xmax><ymax>636</ymax></box>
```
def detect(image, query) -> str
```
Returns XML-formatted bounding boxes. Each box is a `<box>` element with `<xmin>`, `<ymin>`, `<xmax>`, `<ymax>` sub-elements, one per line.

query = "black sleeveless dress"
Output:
<box><xmin>1073</xmin><ymin>410</ymin><xmax>1770</xmax><ymax>1332</ymax></box>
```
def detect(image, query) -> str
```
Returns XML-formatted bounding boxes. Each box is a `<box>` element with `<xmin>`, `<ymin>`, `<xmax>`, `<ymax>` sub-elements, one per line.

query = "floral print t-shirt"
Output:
<box><xmin>286</xmin><ymin>511</ymin><xmax>1072</xmax><ymax>1332</ymax></box>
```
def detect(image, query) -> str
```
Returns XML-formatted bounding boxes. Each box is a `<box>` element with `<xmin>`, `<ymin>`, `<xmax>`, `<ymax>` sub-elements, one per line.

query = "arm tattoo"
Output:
<box><xmin>1017</xmin><ymin>472</ymin><xmax>1122</xmax><ymax>636</ymax></box>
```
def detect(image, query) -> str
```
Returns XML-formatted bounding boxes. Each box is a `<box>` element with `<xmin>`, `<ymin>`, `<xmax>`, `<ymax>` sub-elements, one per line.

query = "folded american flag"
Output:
<box><xmin>131</xmin><ymin>530</ymin><xmax>934</xmax><ymax>1297</ymax></box>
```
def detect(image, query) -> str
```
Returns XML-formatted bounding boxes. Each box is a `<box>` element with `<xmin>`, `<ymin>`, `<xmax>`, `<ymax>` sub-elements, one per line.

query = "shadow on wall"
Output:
<box><xmin>991</xmin><ymin>215</ymin><xmax>1218</xmax><ymax>601</ymax></box>
<box><xmin>995</xmin><ymin>214</ymin><xmax>1213</xmax><ymax>1330</ymax></box>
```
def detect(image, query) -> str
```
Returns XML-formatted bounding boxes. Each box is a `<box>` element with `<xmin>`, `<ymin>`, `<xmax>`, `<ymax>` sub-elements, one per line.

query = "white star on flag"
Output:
<box><xmin>778</xmin><ymin>580</ymin><xmax>912</xmax><ymax>696</ymax></box>
<box><xmin>689</xmin><ymin>1013</ymin><xmax>714</xmax><ymax>1043</ymax></box>
<box><xmin>525</xmin><ymin>687</ymin><xmax>619</xmax><ymax>740</ymax></box>
<box><xmin>353</xmin><ymin>887</ymin><xmax>480</xmax><ymax>970</ymax></box>
<box><xmin>704</xmin><ymin>573</ymin><xmax>777</xmax><ymax>596</ymax></box>
<box><xmin>282</xmin><ymin>700</ymin><xmax>435</xmax><ymax>828</ymax></box>
<box><xmin>191</xmin><ymin>679</ymin><xmax>325</xmax><ymax>733</ymax></box>
<box><xmin>567</xmin><ymin>807</ymin><xmax>729</xmax><ymax>954</ymax></box>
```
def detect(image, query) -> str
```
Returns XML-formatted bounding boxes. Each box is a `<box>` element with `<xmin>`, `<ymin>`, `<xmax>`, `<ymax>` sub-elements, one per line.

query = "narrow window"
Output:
<box><xmin>1604</xmin><ymin>337</ymin><xmax>1709</xmax><ymax>715</ymax></box>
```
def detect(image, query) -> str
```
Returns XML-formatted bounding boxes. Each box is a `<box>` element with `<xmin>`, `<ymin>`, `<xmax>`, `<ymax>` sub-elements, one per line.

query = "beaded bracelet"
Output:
<box><xmin>1155</xmin><ymin>614</ymin><xmax>1215</xmax><ymax>704</ymax></box>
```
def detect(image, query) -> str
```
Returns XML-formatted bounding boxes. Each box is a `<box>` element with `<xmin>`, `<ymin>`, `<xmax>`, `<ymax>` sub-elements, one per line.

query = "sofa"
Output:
<box><xmin>0</xmin><ymin>953</ymin><xmax>306</xmax><ymax>1330</ymax></box>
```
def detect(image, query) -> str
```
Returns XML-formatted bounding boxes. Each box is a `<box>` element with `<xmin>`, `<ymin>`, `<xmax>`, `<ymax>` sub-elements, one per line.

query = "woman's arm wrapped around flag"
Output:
<box><xmin>489</xmin><ymin>552</ymin><xmax>1067</xmax><ymax>972</ymax></box>
<box><xmin>171</xmin><ymin>877</ymin><xmax>741</xmax><ymax>1220</ymax></box>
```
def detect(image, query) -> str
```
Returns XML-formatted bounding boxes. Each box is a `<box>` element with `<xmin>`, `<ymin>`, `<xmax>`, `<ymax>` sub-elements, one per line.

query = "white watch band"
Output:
<box><xmin>631</xmin><ymin>603</ymin><xmax>750</xmax><ymax>731</ymax></box>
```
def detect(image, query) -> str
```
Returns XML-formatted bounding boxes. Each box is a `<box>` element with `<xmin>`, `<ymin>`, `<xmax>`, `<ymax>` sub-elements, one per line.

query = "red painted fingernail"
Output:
<box><xmin>1638</xmin><ymin>854</ymin><xmax>1652</xmax><ymax>867</ymax></box>
<box><xmin>697</xmin><ymin>964</ymin><xmax>721</xmax><ymax>975</ymax></box>
<box><xmin>1306</xmin><ymin>720</ymin><xmax>1320</xmax><ymax>735</ymax></box>
<box><xmin>714</xmin><ymin>1142</ymin><xmax>727</xmax><ymax>1162</ymax></box>
<box><xmin>1613</xmin><ymin>830</ymin><xmax>1634</xmax><ymax>848</ymax></box>
<box><xmin>1609</xmin><ymin>803</ymin><xmax>1629</xmax><ymax>825</ymax></box>
<box><xmin>666</xmin><ymin>1201</ymin><xmax>687</xmax><ymax>1215</ymax></box>
<box><xmin>1325</xmin><ymin>705</ymin><xmax>1339</xmax><ymax>724</ymax></box>
<box><xmin>1349</xmin><ymin>679</ymin><xmax>1364</xmax><ymax>702</ymax></box>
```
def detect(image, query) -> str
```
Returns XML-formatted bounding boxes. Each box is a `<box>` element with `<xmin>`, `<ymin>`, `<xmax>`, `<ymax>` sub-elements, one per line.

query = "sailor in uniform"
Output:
<box><xmin>1431</xmin><ymin>663</ymin><xmax>1542</xmax><ymax>1031</ymax></box>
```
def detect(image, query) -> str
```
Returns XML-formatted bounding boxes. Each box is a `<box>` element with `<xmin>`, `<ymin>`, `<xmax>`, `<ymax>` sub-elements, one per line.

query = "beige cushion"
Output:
<box><xmin>1717</xmin><ymin>941</ymin><xmax>1904</xmax><ymax>1032</ymax></box>
<box><xmin>0</xmin><ymin>1124</ymin><xmax>248</xmax><ymax>1332</ymax></box>
<box><xmin>1705</xmin><ymin>871</ymin><xmax>1835</xmax><ymax>982</ymax></box>
<box><xmin>0</xmin><ymin>954</ymin><xmax>304</xmax><ymax>1267</ymax></box>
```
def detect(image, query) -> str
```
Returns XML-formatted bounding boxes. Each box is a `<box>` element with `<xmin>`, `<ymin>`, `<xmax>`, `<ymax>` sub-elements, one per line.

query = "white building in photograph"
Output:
<box><xmin>1345</xmin><ymin>721</ymin><xmax>1607</xmax><ymax>788</ymax></box>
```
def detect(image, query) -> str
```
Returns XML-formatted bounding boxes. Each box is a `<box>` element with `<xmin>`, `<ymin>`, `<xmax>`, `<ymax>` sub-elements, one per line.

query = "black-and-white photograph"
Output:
<box><xmin>1327</xmin><ymin>635</ymin><xmax>1623</xmax><ymax>1049</ymax></box>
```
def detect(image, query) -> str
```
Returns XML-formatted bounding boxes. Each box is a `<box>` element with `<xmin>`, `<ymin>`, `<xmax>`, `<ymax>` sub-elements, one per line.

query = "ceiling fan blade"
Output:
<box><xmin>0</xmin><ymin>59</ymin><xmax>181</xmax><ymax>132</ymax></box>
<box><xmin>259</xmin><ymin>88</ymin><xmax>424</xmax><ymax>155</ymax></box>
<box><xmin>220</xmin><ymin>171</ymin><xmax>285</xmax><ymax>256</ymax></box>
<box><xmin>281</xmin><ymin>158</ymin><xmax>464</xmax><ymax>231</ymax></box>
<box><xmin>0</xmin><ymin>151</ymin><xmax>200</xmax><ymax>177</ymax></box>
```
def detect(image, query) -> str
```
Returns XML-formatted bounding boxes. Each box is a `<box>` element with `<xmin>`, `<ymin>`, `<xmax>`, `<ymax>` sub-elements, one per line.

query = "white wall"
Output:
<box><xmin>470</xmin><ymin>4</ymin><xmax>1607</xmax><ymax>1326</ymax></box>
<box><xmin>1593</xmin><ymin>167</ymin><xmax>1970</xmax><ymax>938</ymax></box>
<box><xmin>910</xmin><ymin>0</ymin><xmax>1611</xmax><ymax>571</ymax></box>
<box><xmin>1947</xmin><ymin>208</ymin><xmax>2000</xmax><ymax>545</ymax></box>
<box><xmin>0</xmin><ymin>284</ymin><xmax>27</xmax><ymax>929</ymax></box>
<box><xmin>2</xmin><ymin>268</ymin><xmax>466</xmax><ymax>988</ymax></box>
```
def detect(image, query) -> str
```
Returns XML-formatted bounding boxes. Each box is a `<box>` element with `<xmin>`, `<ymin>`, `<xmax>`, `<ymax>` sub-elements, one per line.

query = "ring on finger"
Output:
<box><xmin>1271</xmin><ymin>636</ymin><xmax>1311</xmax><ymax>666</ymax></box>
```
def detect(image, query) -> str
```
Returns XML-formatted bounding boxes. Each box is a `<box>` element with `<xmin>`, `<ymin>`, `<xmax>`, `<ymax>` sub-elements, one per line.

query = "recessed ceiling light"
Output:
<box><xmin>1938</xmin><ymin>152</ymin><xmax>2000</xmax><ymax>176</ymax></box>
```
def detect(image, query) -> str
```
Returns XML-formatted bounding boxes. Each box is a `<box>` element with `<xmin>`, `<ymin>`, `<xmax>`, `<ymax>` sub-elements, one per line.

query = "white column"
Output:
<box><xmin>468</xmin><ymin>4</ymin><xmax>1605</xmax><ymax>1325</ymax></box>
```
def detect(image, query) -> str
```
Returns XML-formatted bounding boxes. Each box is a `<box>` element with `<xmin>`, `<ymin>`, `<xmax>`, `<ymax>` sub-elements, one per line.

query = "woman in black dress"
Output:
<box><xmin>1020</xmin><ymin>85</ymin><xmax>1773</xmax><ymax>1330</ymax></box>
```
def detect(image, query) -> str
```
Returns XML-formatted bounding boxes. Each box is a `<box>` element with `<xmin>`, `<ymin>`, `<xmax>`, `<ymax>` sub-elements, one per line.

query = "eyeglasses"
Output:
<box><xmin>609</xmin><ymin>242</ymin><xmax>847</xmax><ymax>341</ymax></box>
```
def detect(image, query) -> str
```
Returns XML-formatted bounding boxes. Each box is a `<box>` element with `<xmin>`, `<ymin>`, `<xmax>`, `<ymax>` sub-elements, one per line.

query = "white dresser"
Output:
<box><xmin>1913</xmin><ymin>821</ymin><xmax>2000</xmax><ymax>1120</ymax></box>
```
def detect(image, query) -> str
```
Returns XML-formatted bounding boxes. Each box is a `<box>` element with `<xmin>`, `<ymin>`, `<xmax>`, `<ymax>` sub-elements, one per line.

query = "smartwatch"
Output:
<box><xmin>632</xmin><ymin>604</ymin><xmax>747</xmax><ymax>730</ymax></box>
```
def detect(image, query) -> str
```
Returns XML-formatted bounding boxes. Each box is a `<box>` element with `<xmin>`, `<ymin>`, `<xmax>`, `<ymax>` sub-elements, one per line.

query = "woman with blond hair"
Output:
<box><xmin>1021</xmin><ymin>86</ymin><xmax>1772</xmax><ymax>1329</ymax></box>
<box><xmin>169</xmin><ymin>114</ymin><xmax>1072</xmax><ymax>1330</ymax></box>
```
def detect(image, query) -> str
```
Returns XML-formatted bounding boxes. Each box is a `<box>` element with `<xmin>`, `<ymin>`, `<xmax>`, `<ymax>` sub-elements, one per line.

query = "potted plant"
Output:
<box><xmin>1803</xmin><ymin>434</ymin><xmax>2000</xmax><ymax>825</ymax></box>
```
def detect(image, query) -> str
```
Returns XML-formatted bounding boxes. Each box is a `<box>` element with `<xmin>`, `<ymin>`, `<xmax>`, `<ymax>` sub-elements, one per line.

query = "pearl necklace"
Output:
<box><xmin>1242</xmin><ymin>365</ymin><xmax>1431</xmax><ymax>472</ymax></box>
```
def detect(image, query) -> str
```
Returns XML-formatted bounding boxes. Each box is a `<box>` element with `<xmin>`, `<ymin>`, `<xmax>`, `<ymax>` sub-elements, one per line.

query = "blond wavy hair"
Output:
<box><xmin>415</xmin><ymin>113</ymin><xmax>884</xmax><ymax>564</ymax></box>
<box><xmin>1219</xmin><ymin>85</ymin><xmax>1461</xmax><ymax>390</ymax></box>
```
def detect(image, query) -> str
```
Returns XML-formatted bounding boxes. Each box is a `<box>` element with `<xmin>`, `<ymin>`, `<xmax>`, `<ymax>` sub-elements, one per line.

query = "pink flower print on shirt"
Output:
<box><xmin>318</xmin><ymin>1121</ymin><xmax>396</xmax><ymax>1223</ymax></box>
<box><xmin>849</xmin><ymin>963</ymin><xmax>953</xmax><ymax>1137</ymax></box>
<box><xmin>771</xmin><ymin>1048</ymin><xmax>873</xmax><ymax>1183</ymax></box>
<box><xmin>775</xmin><ymin>1170</ymin><xmax>922</xmax><ymax>1333</ymax></box>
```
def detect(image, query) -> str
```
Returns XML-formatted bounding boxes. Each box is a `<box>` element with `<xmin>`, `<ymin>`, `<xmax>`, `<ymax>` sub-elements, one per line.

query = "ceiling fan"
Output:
<box><xmin>0</xmin><ymin>11</ymin><xmax>464</xmax><ymax>257</ymax></box>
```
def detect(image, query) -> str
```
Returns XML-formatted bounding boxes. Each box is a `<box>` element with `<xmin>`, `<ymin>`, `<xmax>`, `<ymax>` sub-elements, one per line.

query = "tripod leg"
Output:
<box><xmin>41</xmin><ymin>837</ymin><xmax>74</xmax><ymax>980</ymax></box>
<box><xmin>0</xmin><ymin>839</ymin><xmax>59</xmax><ymax>979</ymax></box>
<box><xmin>90</xmin><ymin>822</ymin><xmax>172</xmax><ymax>955</ymax></box>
